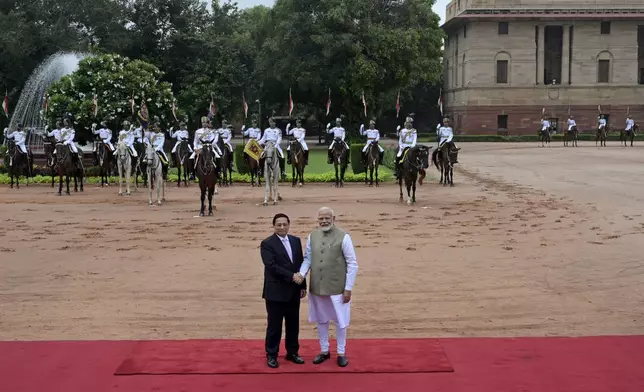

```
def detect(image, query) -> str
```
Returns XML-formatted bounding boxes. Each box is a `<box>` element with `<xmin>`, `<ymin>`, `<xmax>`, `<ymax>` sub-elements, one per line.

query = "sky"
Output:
<box><xmin>232</xmin><ymin>0</ymin><xmax>450</xmax><ymax>24</ymax></box>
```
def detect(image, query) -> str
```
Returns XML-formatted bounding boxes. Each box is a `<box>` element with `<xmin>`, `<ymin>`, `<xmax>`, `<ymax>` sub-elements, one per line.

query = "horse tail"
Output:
<box><xmin>431</xmin><ymin>149</ymin><xmax>440</xmax><ymax>171</ymax></box>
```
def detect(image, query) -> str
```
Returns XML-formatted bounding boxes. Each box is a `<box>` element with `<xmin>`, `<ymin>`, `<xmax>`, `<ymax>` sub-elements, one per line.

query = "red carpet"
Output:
<box><xmin>114</xmin><ymin>338</ymin><xmax>453</xmax><ymax>374</ymax></box>
<box><xmin>2</xmin><ymin>336</ymin><xmax>644</xmax><ymax>392</ymax></box>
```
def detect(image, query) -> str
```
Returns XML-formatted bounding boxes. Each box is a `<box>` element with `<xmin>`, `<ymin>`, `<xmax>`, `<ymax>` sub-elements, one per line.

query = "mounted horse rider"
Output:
<box><xmin>5</xmin><ymin>123</ymin><xmax>32</xmax><ymax>167</ymax></box>
<box><xmin>92</xmin><ymin>120</ymin><xmax>115</xmax><ymax>165</ymax></box>
<box><xmin>625</xmin><ymin>115</ymin><xmax>635</xmax><ymax>135</ymax></box>
<box><xmin>190</xmin><ymin>116</ymin><xmax>221</xmax><ymax>169</ymax></box>
<box><xmin>395</xmin><ymin>116</ymin><xmax>417</xmax><ymax>179</ymax></box>
<box><xmin>116</xmin><ymin>120</ymin><xmax>139</xmax><ymax>158</ymax></box>
<box><xmin>598</xmin><ymin>114</ymin><xmax>607</xmax><ymax>132</ymax></box>
<box><xmin>169</xmin><ymin>121</ymin><xmax>193</xmax><ymax>155</ymax></box>
<box><xmin>539</xmin><ymin>116</ymin><xmax>551</xmax><ymax>137</ymax></box>
<box><xmin>60</xmin><ymin>117</ymin><xmax>82</xmax><ymax>168</ymax></box>
<box><xmin>286</xmin><ymin>117</ymin><xmax>309</xmax><ymax>165</ymax></box>
<box><xmin>242</xmin><ymin>117</ymin><xmax>262</xmax><ymax>164</ymax></box>
<box><xmin>327</xmin><ymin>117</ymin><xmax>350</xmax><ymax>164</ymax></box>
<box><xmin>438</xmin><ymin>118</ymin><xmax>458</xmax><ymax>153</ymax></box>
<box><xmin>567</xmin><ymin>115</ymin><xmax>577</xmax><ymax>132</ymax></box>
<box><xmin>218</xmin><ymin>119</ymin><xmax>235</xmax><ymax>170</ymax></box>
<box><xmin>359</xmin><ymin>119</ymin><xmax>384</xmax><ymax>165</ymax></box>
<box><xmin>144</xmin><ymin>116</ymin><xmax>170</xmax><ymax>178</ymax></box>
<box><xmin>259</xmin><ymin>117</ymin><xmax>286</xmax><ymax>178</ymax></box>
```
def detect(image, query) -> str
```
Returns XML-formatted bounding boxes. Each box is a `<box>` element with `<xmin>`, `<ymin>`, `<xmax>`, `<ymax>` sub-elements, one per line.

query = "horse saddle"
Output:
<box><xmin>401</xmin><ymin>147</ymin><xmax>411</xmax><ymax>161</ymax></box>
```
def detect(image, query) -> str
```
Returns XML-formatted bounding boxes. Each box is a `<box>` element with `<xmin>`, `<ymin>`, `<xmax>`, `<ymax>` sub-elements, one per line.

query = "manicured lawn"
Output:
<box><xmin>285</xmin><ymin>149</ymin><xmax>391</xmax><ymax>175</ymax></box>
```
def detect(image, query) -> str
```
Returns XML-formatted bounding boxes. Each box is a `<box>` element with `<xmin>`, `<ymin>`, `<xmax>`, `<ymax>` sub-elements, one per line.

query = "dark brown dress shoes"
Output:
<box><xmin>312</xmin><ymin>352</ymin><xmax>331</xmax><ymax>364</ymax></box>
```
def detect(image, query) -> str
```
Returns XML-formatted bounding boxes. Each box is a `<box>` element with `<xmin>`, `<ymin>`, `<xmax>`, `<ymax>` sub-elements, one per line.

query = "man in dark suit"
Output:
<box><xmin>260</xmin><ymin>212</ymin><xmax>307</xmax><ymax>368</ymax></box>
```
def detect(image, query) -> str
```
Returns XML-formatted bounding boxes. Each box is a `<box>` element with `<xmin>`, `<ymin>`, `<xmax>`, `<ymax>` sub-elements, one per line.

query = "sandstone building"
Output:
<box><xmin>441</xmin><ymin>0</ymin><xmax>644</xmax><ymax>134</ymax></box>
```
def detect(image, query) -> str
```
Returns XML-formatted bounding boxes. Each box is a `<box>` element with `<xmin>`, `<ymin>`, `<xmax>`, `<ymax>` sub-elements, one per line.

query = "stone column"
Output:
<box><xmin>561</xmin><ymin>24</ymin><xmax>570</xmax><ymax>85</ymax></box>
<box><xmin>537</xmin><ymin>24</ymin><xmax>545</xmax><ymax>85</ymax></box>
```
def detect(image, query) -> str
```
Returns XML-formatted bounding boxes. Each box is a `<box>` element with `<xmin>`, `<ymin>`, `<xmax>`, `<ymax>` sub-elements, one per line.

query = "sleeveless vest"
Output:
<box><xmin>309</xmin><ymin>226</ymin><xmax>347</xmax><ymax>296</ymax></box>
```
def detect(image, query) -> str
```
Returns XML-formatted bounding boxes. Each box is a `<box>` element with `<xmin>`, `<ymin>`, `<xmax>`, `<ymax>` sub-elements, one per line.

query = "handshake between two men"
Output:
<box><xmin>294</xmin><ymin>272</ymin><xmax>352</xmax><ymax>303</ymax></box>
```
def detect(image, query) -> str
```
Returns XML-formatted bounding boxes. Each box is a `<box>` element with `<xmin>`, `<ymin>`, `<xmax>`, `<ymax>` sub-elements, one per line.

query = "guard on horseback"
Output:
<box><xmin>360</xmin><ymin>119</ymin><xmax>383</xmax><ymax>165</ymax></box>
<box><xmin>395</xmin><ymin>116</ymin><xmax>417</xmax><ymax>179</ymax></box>
<box><xmin>116</xmin><ymin>121</ymin><xmax>139</xmax><ymax>158</ymax></box>
<box><xmin>598</xmin><ymin>115</ymin><xmax>607</xmax><ymax>131</ymax></box>
<box><xmin>61</xmin><ymin>118</ymin><xmax>82</xmax><ymax>169</ymax></box>
<box><xmin>327</xmin><ymin>117</ymin><xmax>350</xmax><ymax>164</ymax></box>
<box><xmin>625</xmin><ymin>115</ymin><xmax>635</xmax><ymax>135</ymax></box>
<box><xmin>242</xmin><ymin>117</ymin><xmax>262</xmax><ymax>163</ymax></box>
<box><xmin>218</xmin><ymin>119</ymin><xmax>235</xmax><ymax>171</ymax></box>
<box><xmin>540</xmin><ymin>117</ymin><xmax>551</xmax><ymax>135</ymax></box>
<box><xmin>5</xmin><ymin>123</ymin><xmax>32</xmax><ymax>168</ymax></box>
<box><xmin>567</xmin><ymin>115</ymin><xmax>577</xmax><ymax>132</ymax></box>
<box><xmin>191</xmin><ymin>116</ymin><xmax>221</xmax><ymax>169</ymax></box>
<box><xmin>170</xmin><ymin>121</ymin><xmax>193</xmax><ymax>155</ymax></box>
<box><xmin>145</xmin><ymin>118</ymin><xmax>170</xmax><ymax>179</ymax></box>
<box><xmin>286</xmin><ymin>118</ymin><xmax>309</xmax><ymax>165</ymax></box>
<box><xmin>259</xmin><ymin>117</ymin><xmax>286</xmax><ymax>178</ymax></box>
<box><xmin>92</xmin><ymin>120</ymin><xmax>115</xmax><ymax>165</ymax></box>
<box><xmin>437</xmin><ymin>118</ymin><xmax>458</xmax><ymax>161</ymax></box>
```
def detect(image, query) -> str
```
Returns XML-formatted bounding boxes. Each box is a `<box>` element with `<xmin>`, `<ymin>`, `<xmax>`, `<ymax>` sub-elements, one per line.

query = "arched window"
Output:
<box><xmin>597</xmin><ymin>51</ymin><xmax>613</xmax><ymax>83</ymax></box>
<box><xmin>495</xmin><ymin>52</ymin><xmax>511</xmax><ymax>84</ymax></box>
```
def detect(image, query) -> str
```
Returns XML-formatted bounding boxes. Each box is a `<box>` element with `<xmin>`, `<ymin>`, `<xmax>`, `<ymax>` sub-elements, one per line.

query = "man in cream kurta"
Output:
<box><xmin>296</xmin><ymin>207</ymin><xmax>358</xmax><ymax>368</ymax></box>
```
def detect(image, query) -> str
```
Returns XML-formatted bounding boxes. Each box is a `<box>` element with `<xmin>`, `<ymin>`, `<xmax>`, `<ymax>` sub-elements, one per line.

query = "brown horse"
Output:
<box><xmin>96</xmin><ymin>141</ymin><xmax>114</xmax><ymax>187</ymax></box>
<box><xmin>244</xmin><ymin>146</ymin><xmax>262</xmax><ymax>187</ymax></box>
<box><xmin>195</xmin><ymin>141</ymin><xmax>218</xmax><ymax>216</ymax></box>
<box><xmin>564</xmin><ymin>126</ymin><xmax>578</xmax><ymax>147</ymax></box>
<box><xmin>596</xmin><ymin>126</ymin><xmax>608</xmax><ymax>147</ymax></box>
<box><xmin>7</xmin><ymin>143</ymin><xmax>33</xmax><ymax>189</ymax></box>
<box><xmin>173</xmin><ymin>140</ymin><xmax>191</xmax><ymax>187</ymax></box>
<box><xmin>331</xmin><ymin>138</ymin><xmax>349</xmax><ymax>188</ymax></box>
<box><xmin>398</xmin><ymin>145</ymin><xmax>431</xmax><ymax>205</ymax></box>
<box><xmin>288</xmin><ymin>139</ymin><xmax>306</xmax><ymax>187</ymax></box>
<box><xmin>216</xmin><ymin>139</ymin><xmax>233</xmax><ymax>187</ymax></box>
<box><xmin>55</xmin><ymin>143</ymin><xmax>84</xmax><ymax>195</ymax></box>
<box><xmin>363</xmin><ymin>142</ymin><xmax>382</xmax><ymax>187</ymax></box>
<box><xmin>41</xmin><ymin>135</ymin><xmax>57</xmax><ymax>187</ymax></box>
<box><xmin>432</xmin><ymin>141</ymin><xmax>460</xmax><ymax>187</ymax></box>
<box><xmin>538</xmin><ymin>127</ymin><xmax>551</xmax><ymax>147</ymax></box>
<box><xmin>620</xmin><ymin>124</ymin><xmax>639</xmax><ymax>147</ymax></box>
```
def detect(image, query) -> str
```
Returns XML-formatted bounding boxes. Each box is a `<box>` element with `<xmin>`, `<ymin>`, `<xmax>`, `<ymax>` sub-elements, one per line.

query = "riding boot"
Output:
<box><xmin>280</xmin><ymin>157</ymin><xmax>286</xmax><ymax>178</ymax></box>
<box><xmin>305</xmin><ymin>150</ymin><xmax>309</xmax><ymax>165</ymax></box>
<box><xmin>287</xmin><ymin>150</ymin><xmax>292</xmax><ymax>165</ymax></box>
<box><xmin>327</xmin><ymin>149</ymin><xmax>332</xmax><ymax>164</ymax></box>
<box><xmin>92</xmin><ymin>151</ymin><xmax>98</xmax><ymax>166</ymax></box>
<box><xmin>379</xmin><ymin>151</ymin><xmax>384</xmax><ymax>165</ymax></box>
<box><xmin>394</xmin><ymin>159</ymin><xmax>400</xmax><ymax>179</ymax></box>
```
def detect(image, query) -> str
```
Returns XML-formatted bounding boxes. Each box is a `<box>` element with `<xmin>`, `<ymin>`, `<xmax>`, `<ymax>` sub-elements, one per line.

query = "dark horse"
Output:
<box><xmin>620</xmin><ymin>124</ymin><xmax>639</xmax><ymax>147</ymax></box>
<box><xmin>245</xmin><ymin>146</ymin><xmax>262</xmax><ymax>187</ymax></box>
<box><xmin>216</xmin><ymin>139</ymin><xmax>233</xmax><ymax>187</ymax></box>
<box><xmin>288</xmin><ymin>139</ymin><xmax>306</xmax><ymax>187</ymax></box>
<box><xmin>539</xmin><ymin>127</ymin><xmax>551</xmax><ymax>147</ymax></box>
<box><xmin>173</xmin><ymin>140</ymin><xmax>191</xmax><ymax>187</ymax></box>
<box><xmin>596</xmin><ymin>126</ymin><xmax>608</xmax><ymax>147</ymax></box>
<box><xmin>363</xmin><ymin>142</ymin><xmax>382</xmax><ymax>187</ymax></box>
<box><xmin>42</xmin><ymin>135</ymin><xmax>58</xmax><ymax>187</ymax></box>
<box><xmin>55</xmin><ymin>143</ymin><xmax>84</xmax><ymax>195</ymax></box>
<box><xmin>432</xmin><ymin>141</ymin><xmax>460</xmax><ymax>187</ymax></box>
<box><xmin>196</xmin><ymin>141</ymin><xmax>218</xmax><ymax>216</ymax></box>
<box><xmin>331</xmin><ymin>137</ymin><xmax>349</xmax><ymax>188</ymax></box>
<box><xmin>96</xmin><ymin>141</ymin><xmax>114</xmax><ymax>187</ymax></box>
<box><xmin>564</xmin><ymin>126</ymin><xmax>579</xmax><ymax>147</ymax></box>
<box><xmin>398</xmin><ymin>145</ymin><xmax>431</xmax><ymax>204</ymax></box>
<box><xmin>7</xmin><ymin>142</ymin><xmax>33</xmax><ymax>189</ymax></box>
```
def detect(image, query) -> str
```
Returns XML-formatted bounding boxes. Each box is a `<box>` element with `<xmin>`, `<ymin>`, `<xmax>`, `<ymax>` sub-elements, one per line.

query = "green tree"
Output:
<box><xmin>46</xmin><ymin>53</ymin><xmax>178</xmax><ymax>144</ymax></box>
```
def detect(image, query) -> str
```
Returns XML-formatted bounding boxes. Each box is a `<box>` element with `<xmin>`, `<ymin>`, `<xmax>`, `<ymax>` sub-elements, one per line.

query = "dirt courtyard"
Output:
<box><xmin>1</xmin><ymin>141</ymin><xmax>643</xmax><ymax>341</ymax></box>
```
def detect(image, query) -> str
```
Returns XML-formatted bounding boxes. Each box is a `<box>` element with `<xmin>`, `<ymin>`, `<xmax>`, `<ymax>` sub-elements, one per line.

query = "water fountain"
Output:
<box><xmin>7</xmin><ymin>52</ymin><xmax>88</xmax><ymax>153</ymax></box>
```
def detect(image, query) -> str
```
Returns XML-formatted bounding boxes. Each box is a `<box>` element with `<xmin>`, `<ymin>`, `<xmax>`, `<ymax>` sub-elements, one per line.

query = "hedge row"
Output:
<box><xmin>0</xmin><ymin>171</ymin><xmax>393</xmax><ymax>185</ymax></box>
<box><xmin>445</xmin><ymin>134</ymin><xmax>644</xmax><ymax>143</ymax></box>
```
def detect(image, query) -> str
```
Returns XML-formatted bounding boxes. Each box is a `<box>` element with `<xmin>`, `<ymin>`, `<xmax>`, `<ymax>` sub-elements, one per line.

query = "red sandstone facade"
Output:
<box><xmin>441</xmin><ymin>0</ymin><xmax>644</xmax><ymax>135</ymax></box>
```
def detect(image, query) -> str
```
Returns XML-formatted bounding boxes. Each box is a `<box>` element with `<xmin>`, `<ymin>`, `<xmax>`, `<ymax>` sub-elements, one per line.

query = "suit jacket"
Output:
<box><xmin>261</xmin><ymin>233</ymin><xmax>307</xmax><ymax>302</ymax></box>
